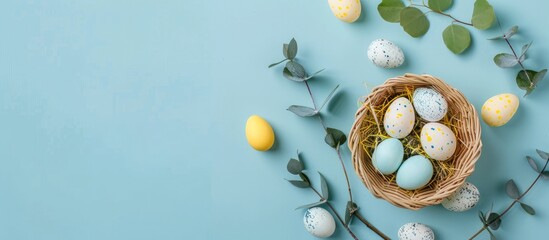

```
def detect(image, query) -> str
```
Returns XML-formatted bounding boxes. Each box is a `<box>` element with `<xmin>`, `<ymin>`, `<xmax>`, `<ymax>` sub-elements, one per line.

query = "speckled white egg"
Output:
<box><xmin>327</xmin><ymin>0</ymin><xmax>361</xmax><ymax>23</ymax></box>
<box><xmin>303</xmin><ymin>207</ymin><xmax>336</xmax><ymax>238</ymax></box>
<box><xmin>420</xmin><ymin>123</ymin><xmax>456</xmax><ymax>161</ymax></box>
<box><xmin>398</xmin><ymin>222</ymin><xmax>435</xmax><ymax>240</ymax></box>
<box><xmin>481</xmin><ymin>93</ymin><xmax>519</xmax><ymax>127</ymax></box>
<box><xmin>413</xmin><ymin>88</ymin><xmax>448</xmax><ymax>122</ymax></box>
<box><xmin>442</xmin><ymin>182</ymin><xmax>480</xmax><ymax>212</ymax></box>
<box><xmin>367</xmin><ymin>39</ymin><xmax>405</xmax><ymax>68</ymax></box>
<box><xmin>384</xmin><ymin>97</ymin><xmax>415</xmax><ymax>139</ymax></box>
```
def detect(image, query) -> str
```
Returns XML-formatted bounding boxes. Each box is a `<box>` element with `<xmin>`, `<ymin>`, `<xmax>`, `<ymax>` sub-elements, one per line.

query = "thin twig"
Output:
<box><xmin>411</xmin><ymin>3</ymin><xmax>473</xmax><ymax>26</ymax></box>
<box><xmin>503</xmin><ymin>37</ymin><xmax>532</xmax><ymax>85</ymax></box>
<box><xmin>468</xmin><ymin>158</ymin><xmax>549</xmax><ymax>239</ymax></box>
<box><xmin>355</xmin><ymin>212</ymin><xmax>391</xmax><ymax>240</ymax></box>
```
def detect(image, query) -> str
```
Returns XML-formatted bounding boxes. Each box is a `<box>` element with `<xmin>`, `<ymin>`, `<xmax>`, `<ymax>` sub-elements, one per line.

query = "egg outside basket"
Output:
<box><xmin>348</xmin><ymin>73</ymin><xmax>482</xmax><ymax>210</ymax></box>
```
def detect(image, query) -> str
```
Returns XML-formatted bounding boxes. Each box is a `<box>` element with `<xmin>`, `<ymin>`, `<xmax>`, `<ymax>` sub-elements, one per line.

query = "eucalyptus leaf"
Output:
<box><xmin>287</xmin><ymin>105</ymin><xmax>318</xmax><ymax>117</ymax></box>
<box><xmin>443</xmin><ymin>24</ymin><xmax>471</xmax><ymax>54</ymax></box>
<box><xmin>494</xmin><ymin>53</ymin><xmax>518</xmax><ymax>68</ymax></box>
<box><xmin>516</xmin><ymin>70</ymin><xmax>535</xmax><ymax>90</ymax></box>
<box><xmin>487</xmin><ymin>212</ymin><xmax>501</xmax><ymax>230</ymax></box>
<box><xmin>345</xmin><ymin>201</ymin><xmax>358</xmax><ymax>226</ymax></box>
<box><xmin>520</xmin><ymin>202</ymin><xmax>536</xmax><ymax>215</ymax></box>
<box><xmin>295</xmin><ymin>200</ymin><xmax>326</xmax><ymax>210</ymax></box>
<box><xmin>319</xmin><ymin>172</ymin><xmax>329</xmax><ymax>200</ymax></box>
<box><xmin>325</xmin><ymin>127</ymin><xmax>347</xmax><ymax>148</ymax></box>
<box><xmin>527</xmin><ymin>156</ymin><xmax>540</xmax><ymax>173</ymax></box>
<box><xmin>506</xmin><ymin>179</ymin><xmax>520</xmax><ymax>199</ymax></box>
<box><xmin>287</xmin><ymin>38</ymin><xmax>298</xmax><ymax>60</ymax></box>
<box><xmin>400</xmin><ymin>7</ymin><xmax>430</xmax><ymax>37</ymax></box>
<box><xmin>299</xmin><ymin>172</ymin><xmax>311</xmax><ymax>184</ymax></box>
<box><xmin>542</xmin><ymin>171</ymin><xmax>549</xmax><ymax>179</ymax></box>
<box><xmin>287</xmin><ymin>179</ymin><xmax>310</xmax><ymax>188</ymax></box>
<box><xmin>488</xmin><ymin>230</ymin><xmax>497</xmax><ymax>240</ymax></box>
<box><xmin>429</xmin><ymin>0</ymin><xmax>453</xmax><ymax>12</ymax></box>
<box><xmin>303</xmin><ymin>68</ymin><xmax>325</xmax><ymax>81</ymax></box>
<box><xmin>269</xmin><ymin>59</ymin><xmax>287</xmax><ymax>68</ymax></box>
<box><xmin>287</xmin><ymin>158</ymin><xmax>304</xmax><ymax>175</ymax></box>
<box><xmin>487</xmin><ymin>35</ymin><xmax>504</xmax><ymax>40</ymax></box>
<box><xmin>283</xmin><ymin>67</ymin><xmax>306</xmax><ymax>82</ymax></box>
<box><xmin>471</xmin><ymin>0</ymin><xmax>496</xmax><ymax>30</ymax></box>
<box><xmin>283</xmin><ymin>44</ymin><xmax>289</xmax><ymax>59</ymax></box>
<box><xmin>377</xmin><ymin>0</ymin><xmax>405</xmax><ymax>23</ymax></box>
<box><xmin>505</xmin><ymin>25</ymin><xmax>518</xmax><ymax>39</ymax></box>
<box><xmin>520</xmin><ymin>41</ymin><xmax>532</xmax><ymax>60</ymax></box>
<box><xmin>533</xmin><ymin>69</ymin><xmax>547</xmax><ymax>86</ymax></box>
<box><xmin>285</xmin><ymin>61</ymin><xmax>307</xmax><ymax>79</ymax></box>
<box><xmin>478</xmin><ymin>211</ymin><xmax>487</xmax><ymax>224</ymax></box>
<box><xmin>318</xmin><ymin>84</ymin><xmax>339</xmax><ymax>112</ymax></box>
<box><xmin>537</xmin><ymin>149</ymin><xmax>549</xmax><ymax>160</ymax></box>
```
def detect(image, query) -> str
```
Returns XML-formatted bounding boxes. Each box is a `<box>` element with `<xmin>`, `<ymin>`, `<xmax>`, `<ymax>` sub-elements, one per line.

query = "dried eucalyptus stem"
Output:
<box><xmin>271</xmin><ymin>38</ymin><xmax>389</xmax><ymax>240</ymax></box>
<box><xmin>469</xmin><ymin>149</ymin><xmax>549</xmax><ymax>240</ymax></box>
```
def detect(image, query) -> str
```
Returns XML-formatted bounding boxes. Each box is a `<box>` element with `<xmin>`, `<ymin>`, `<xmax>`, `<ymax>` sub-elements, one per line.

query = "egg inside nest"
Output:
<box><xmin>359</xmin><ymin>87</ymin><xmax>462</xmax><ymax>194</ymax></box>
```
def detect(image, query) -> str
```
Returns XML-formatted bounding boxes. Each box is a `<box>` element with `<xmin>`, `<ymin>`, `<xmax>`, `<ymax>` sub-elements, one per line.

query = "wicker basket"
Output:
<box><xmin>348</xmin><ymin>73</ymin><xmax>482</xmax><ymax>210</ymax></box>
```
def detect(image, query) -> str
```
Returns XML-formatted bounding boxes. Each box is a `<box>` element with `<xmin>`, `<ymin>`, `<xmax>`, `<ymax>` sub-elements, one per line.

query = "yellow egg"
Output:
<box><xmin>481</xmin><ymin>93</ymin><xmax>519</xmax><ymax>127</ymax></box>
<box><xmin>327</xmin><ymin>0</ymin><xmax>361</xmax><ymax>23</ymax></box>
<box><xmin>246</xmin><ymin>115</ymin><xmax>275</xmax><ymax>151</ymax></box>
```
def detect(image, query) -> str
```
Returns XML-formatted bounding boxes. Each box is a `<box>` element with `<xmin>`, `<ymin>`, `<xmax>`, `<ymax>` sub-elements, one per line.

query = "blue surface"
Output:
<box><xmin>1</xmin><ymin>0</ymin><xmax>549</xmax><ymax>239</ymax></box>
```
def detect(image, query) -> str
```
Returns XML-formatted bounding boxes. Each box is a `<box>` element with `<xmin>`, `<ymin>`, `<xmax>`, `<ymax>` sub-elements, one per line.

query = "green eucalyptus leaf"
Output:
<box><xmin>287</xmin><ymin>179</ymin><xmax>310</xmax><ymax>188</ymax></box>
<box><xmin>537</xmin><ymin>149</ymin><xmax>549</xmax><ymax>160</ymax></box>
<box><xmin>494</xmin><ymin>53</ymin><xmax>518</xmax><ymax>68</ymax></box>
<box><xmin>533</xmin><ymin>69</ymin><xmax>547</xmax><ymax>86</ymax></box>
<box><xmin>299</xmin><ymin>172</ymin><xmax>311</xmax><ymax>184</ymax></box>
<box><xmin>478</xmin><ymin>211</ymin><xmax>487</xmax><ymax>224</ymax></box>
<box><xmin>443</xmin><ymin>24</ymin><xmax>471</xmax><ymax>54</ymax></box>
<box><xmin>269</xmin><ymin>59</ymin><xmax>287</xmax><ymax>68</ymax></box>
<box><xmin>287</xmin><ymin>38</ymin><xmax>298</xmax><ymax>60</ymax></box>
<box><xmin>542</xmin><ymin>171</ymin><xmax>549</xmax><ymax>179</ymax></box>
<box><xmin>526</xmin><ymin>156</ymin><xmax>540</xmax><ymax>173</ymax></box>
<box><xmin>516</xmin><ymin>70</ymin><xmax>535</xmax><ymax>90</ymax></box>
<box><xmin>400</xmin><ymin>7</ymin><xmax>430</xmax><ymax>37</ymax></box>
<box><xmin>285</xmin><ymin>61</ymin><xmax>307</xmax><ymax>79</ymax></box>
<box><xmin>506</xmin><ymin>179</ymin><xmax>520</xmax><ymax>199</ymax></box>
<box><xmin>488</xmin><ymin>230</ymin><xmax>497</xmax><ymax>240</ymax></box>
<box><xmin>487</xmin><ymin>35</ymin><xmax>504</xmax><ymax>40</ymax></box>
<box><xmin>520</xmin><ymin>202</ymin><xmax>536</xmax><ymax>215</ymax></box>
<box><xmin>504</xmin><ymin>25</ymin><xmax>518</xmax><ymax>39</ymax></box>
<box><xmin>520</xmin><ymin>41</ymin><xmax>532</xmax><ymax>59</ymax></box>
<box><xmin>325</xmin><ymin>127</ymin><xmax>347</xmax><ymax>148</ymax></box>
<box><xmin>287</xmin><ymin>105</ymin><xmax>318</xmax><ymax>117</ymax></box>
<box><xmin>429</xmin><ymin>0</ymin><xmax>453</xmax><ymax>12</ymax></box>
<box><xmin>283</xmin><ymin>44</ymin><xmax>289</xmax><ymax>59</ymax></box>
<box><xmin>303</xmin><ymin>68</ymin><xmax>325</xmax><ymax>81</ymax></box>
<box><xmin>487</xmin><ymin>212</ymin><xmax>501</xmax><ymax>230</ymax></box>
<box><xmin>287</xmin><ymin>158</ymin><xmax>304</xmax><ymax>175</ymax></box>
<box><xmin>377</xmin><ymin>0</ymin><xmax>405</xmax><ymax>23</ymax></box>
<box><xmin>283</xmin><ymin>67</ymin><xmax>306</xmax><ymax>82</ymax></box>
<box><xmin>345</xmin><ymin>201</ymin><xmax>358</xmax><ymax>226</ymax></box>
<box><xmin>295</xmin><ymin>200</ymin><xmax>326</xmax><ymax>210</ymax></box>
<box><xmin>318</xmin><ymin>84</ymin><xmax>339</xmax><ymax>112</ymax></box>
<box><xmin>319</xmin><ymin>172</ymin><xmax>329</xmax><ymax>200</ymax></box>
<box><xmin>472</xmin><ymin>0</ymin><xmax>496</xmax><ymax>30</ymax></box>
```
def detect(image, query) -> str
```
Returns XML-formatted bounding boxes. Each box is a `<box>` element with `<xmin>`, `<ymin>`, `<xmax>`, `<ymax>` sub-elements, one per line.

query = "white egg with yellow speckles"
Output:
<box><xmin>303</xmin><ymin>207</ymin><xmax>336</xmax><ymax>238</ymax></box>
<box><xmin>367</xmin><ymin>39</ymin><xmax>405</xmax><ymax>68</ymax></box>
<box><xmin>420</xmin><ymin>123</ymin><xmax>456</xmax><ymax>161</ymax></box>
<box><xmin>413</xmin><ymin>88</ymin><xmax>448</xmax><ymax>122</ymax></box>
<box><xmin>384</xmin><ymin>97</ymin><xmax>415</xmax><ymax>139</ymax></box>
<box><xmin>398</xmin><ymin>222</ymin><xmax>435</xmax><ymax>240</ymax></box>
<box><xmin>442</xmin><ymin>182</ymin><xmax>480</xmax><ymax>212</ymax></box>
<box><xmin>481</xmin><ymin>93</ymin><xmax>519</xmax><ymax>127</ymax></box>
<box><xmin>328</xmin><ymin>0</ymin><xmax>361</xmax><ymax>23</ymax></box>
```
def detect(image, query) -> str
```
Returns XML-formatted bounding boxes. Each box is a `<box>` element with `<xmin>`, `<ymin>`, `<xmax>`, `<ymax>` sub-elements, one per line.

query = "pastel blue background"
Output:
<box><xmin>1</xmin><ymin>0</ymin><xmax>548</xmax><ymax>239</ymax></box>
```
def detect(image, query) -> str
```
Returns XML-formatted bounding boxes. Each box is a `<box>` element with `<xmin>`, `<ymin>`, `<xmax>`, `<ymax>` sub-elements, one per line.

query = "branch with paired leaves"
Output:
<box><xmin>270</xmin><ymin>39</ymin><xmax>390</xmax><ymax>240</ymax></box>
<box><xmin>377</xmin><ymin>0</ymin><xmax>495</xmax><ymax>54</ymax></box>
<box><xmin>490</xmin><ymin>24</ymin><xmax>547</xmax><ymax>96</ymax></box>
<box><xmin>469</xmin><ymin>149</ymin><xmax>549</xmax><ymax>240</ymax></box>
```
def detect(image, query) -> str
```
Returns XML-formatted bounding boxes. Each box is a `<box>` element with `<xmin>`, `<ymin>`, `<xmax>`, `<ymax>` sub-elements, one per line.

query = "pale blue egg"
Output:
<box><xmin>396</xmin><ymin>155</ymin><xmax>433</xmax><ymax>190</ymax></box>
<box><xmin>372</xmin><ymin>138</ymin><xmax>404</xmax><ymax>174</ymax></box>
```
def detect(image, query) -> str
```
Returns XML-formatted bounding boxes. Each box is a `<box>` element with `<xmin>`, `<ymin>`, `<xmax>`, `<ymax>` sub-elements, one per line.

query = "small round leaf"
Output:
<box><xmin>516</xmin><ymin>70</ymin><xmax>536</xmax><ymax>90</ymax></box>
<box><xmin>378</xmin><ymin>0</ymin><xmax>405</xmax><ymax>23</ymax></box>
<box><xmin>429</xmin><ymin>0</ymin><xmax>453</xmax><ymax>12</ymax></box>
<box><xmin>442</xmin><ymin>24</ymin><xmax>471</xmax><ymax>54</ymax></box>
<box><xmin>400</xmin><ymin>7</ymin><xmax>430</xmax><ymax>38</ymax></box>
<box><xmin>472</xmin><ymin>0</ymin><xmax>495</xmax><ymax>30</ymax></box>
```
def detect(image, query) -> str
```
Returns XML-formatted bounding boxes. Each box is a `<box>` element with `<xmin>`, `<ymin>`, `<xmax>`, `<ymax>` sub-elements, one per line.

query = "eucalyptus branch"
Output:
<box><xmin>412</xmin><ymin>3</ymin><xmax>473</xmax><ymax>26</ymax></box>
<box><xmin>309</xmin><ymin>185</ymin><xmax>359</xmax><ymax>240</ymax></box>
<box><xmin>468</xmin><ymin>150</ymin><xmax>549</xmax><ymax>240</ymax></box>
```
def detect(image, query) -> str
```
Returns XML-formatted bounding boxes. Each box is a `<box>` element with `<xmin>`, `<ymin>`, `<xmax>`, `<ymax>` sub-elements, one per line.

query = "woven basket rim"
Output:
<box><xmin>348</xmin><ymin>73</ymin><xmax>482</xmax><ymax>210</ymax></box>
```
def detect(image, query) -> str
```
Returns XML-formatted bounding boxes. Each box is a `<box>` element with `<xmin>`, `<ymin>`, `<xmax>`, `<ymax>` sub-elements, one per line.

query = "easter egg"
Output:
<box><xmin>420</xmin><ymin>123</ymin><xmax>457</xmax><ymax>161</ymax></box>
<box><xmin>413</xmin><ymin>87</ymin><xmax>448</xmax><ymax>122</ymax></box>
<box><xmin>481</xmin><ymin>93</ymin><xmax>519</xmax><ymax>127</ymax></box>
<box><xmin>303</xmin><ymin>207</ymin><xmax>336</xmax><ymax>238</ymax></box>
<box><xmin>442</xmin><ymin>182</ymin><xmax>480</xmax><ymax>212</ymax></box>
<box><xmin>384</xmin><ymin>97</ymin><xmax>415</xmax><ymax>139</ymax></box>
<box><xmin>327</xmin><ymin>0</ymin><xmax>361</xmax><ymax>23</ymax></box>
<box><xmin>367</xmin><ymin>39</ymin><xmax>405</xmax><ymax>68</ymax></box>
<box><xmin>245</xmin><ymin>115</ymin><xmax>275</xmax><ymax>151</ymax></box>
<box><xmin>372</xmin><ymin>138</ymin><xmax>404</xmax><ymax>175</ymax></box>
<box><xmin>398</xmin><ymin>223</ymin><xmax>435</xmax><ymax>240</ymax></box>
<box><xmin>396</xmin><ymin>155</ymin><xmax>433</xmax><ymax>190</ymax></box>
